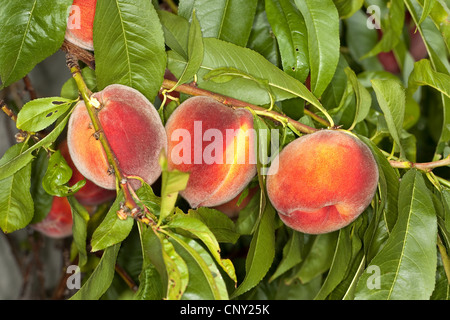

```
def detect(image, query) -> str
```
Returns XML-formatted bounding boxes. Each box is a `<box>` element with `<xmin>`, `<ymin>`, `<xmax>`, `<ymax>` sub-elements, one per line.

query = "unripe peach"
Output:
<box><xmin>267</xmin><ymin>130</ymin><xmax>378</xmax><ymax>234</ymax></box>
<box><xmin>67</xmin><ymin>84</ymin><xmax>167</xmax><ymax>190</ymax></box>
<box><xmin>58</xmin><ymin>140</ymin><xmax>116</xmax><ymax>206</ymax></box>
<box><xmin>32</xmin><ymin>196</ymin><xmax>73</xmax><ymax>239</ymax></box>
<box><xmin>165</xmin><ymin>96</ymin><xmax>257</xmax><ymax>208</ymax></box>
<box><xmin>65</xmin><ymin>0</ymin><xmax>97</xmax><ymax>51</ymax></box>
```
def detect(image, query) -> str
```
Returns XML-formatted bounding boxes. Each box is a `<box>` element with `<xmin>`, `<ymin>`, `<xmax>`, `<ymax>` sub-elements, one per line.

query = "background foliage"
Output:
<box><xmin>0</xmin><ymin>0</ymin><xmax>449</xmax><ymax>300</ymax></box>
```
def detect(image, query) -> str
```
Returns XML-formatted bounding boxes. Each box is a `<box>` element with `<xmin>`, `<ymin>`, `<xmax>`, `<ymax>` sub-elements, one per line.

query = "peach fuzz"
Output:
<box><xmin>58</xmin><ymin>140</ymin><xmax>116</xmax><ymax>206</ymax></box>
<box><xmin>67</xmin><ymin>84</ymin><xmax>167</xmax><ymax>190</ymax></box>
<box><xmin>32</xmin><ymin>196</ymin><xmax>73</xmax><ymax>239</ymax></box>
<box><xmin>165</xmin><ymin>96</ymin><xmax>257</xmax><ymax>208</ymax></box>
<box><xmin>65</xmin><ymin>0</ymin><xmax>97</xmax><ymax>51</ymax></box>
<box><xmin>266</xmin><ymin>130</ymin><xmax>379</xmax><ymax>235</ymax></box>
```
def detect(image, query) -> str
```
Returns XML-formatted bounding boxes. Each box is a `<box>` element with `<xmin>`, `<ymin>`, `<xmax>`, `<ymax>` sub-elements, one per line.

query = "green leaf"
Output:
<box><xmin>134</xmin><ymin>263</ymin><xmax>164</xmax><ymax>300</ymax></box>
<box><xmin>42</xmin><ymin>150</ymin><xmax>85</xmax><ymax>197</ymax></box>
<box><xmin>158</xmin><ymin>153</ymin><xmax>190</xmax><ymax>224</ymax></box>
<box><xmin>0</xmin><ymin>0</ymin><xmax>72</xmax><ymax>88</ymax></box>
<box><xmin>167</xmin><ymin>212</ymin><xmax>237</xmax><ymax>284</ymax></box>
<box><xmin>431</xmin><ymin>253</ymin><xmax>450</xmax><ymax>300</ymax></box>
<box><xmin>314</xmin><ymin>217</ymin><xmax>366</xmax><ymax>300</ymax></box>
<box><xmin>136</xmin><ymin>224</ymin><xmax>179</xmax><ymax>300</ymax></box>
<box><xmin>408</xmin><ymin>59</ymin><xmax>450</xmax><ymax>99</ymax></box>
<box><xmin>168</xmin><ymin>232</ymin><xmax>229</xmax><ymax>300</ymax></box>
<box><xmin>327</xmin><ymin>216</ymin><xmax>367</xmax><ymax>300</ymax></box>
<box><xmin>270</xmin><ymin>230</ymin><xmax>304</xmax><ymax>281</ymax></box>
<box><xmin>139</xmin><ymin>225</ymin><xmax>169</xmax><ymax>298</ymax></box>
<box><xmin>294</xmin><ymin>0</ymin><xmax>340</xmax><ymax>97</ymax></box>
<box><xmin>296</xmin><ymin>232</ymin><xmax>338</xmax><ymax>284</ymax></box>
<box><xmin>246</xmin><ymin>0</ymin><xmax>280</xmax><ymax>66</ymax></box>
<box><xmin>162</xmin><ymin>237</ymin><xmax>189</xmax><ymax>300</ymax></box>
<box><xmin>168</xmin><ymin>37</ymin><xmax>323</xmax><ymax>111</ymax></box>
<box><xmin>265</xmin><ymin>0</ymin><xmax>309</xmax><ymax>82</ymax></box>
<box><xmin>358</xmin><ymin>136</ymin><xmax>400</xmax><ymax>259</ymax></box>
<box><xmin>186</xmin><ymin>207</ymin><xmax>240</xmax><ymax>244</ymax></box>
<box><xmin>70</xmin><ymin>243</ymin><xmax>121</xmax><ymax>300</ymax></box>
<box><xmin>354</xmin><ymin>170</ymin><xmax>437</xmax><ymax>300</ymax></box>
<box><xmin>371</xmin><ymin>79</ymin><xmax>406</xmax><ymax>159</ymax></box>
<box><xmin>344</xmin><ymin>67</ymin><xmax>372</xmax><ymax>130</ymax></box>
<box><xmin>322</xmin><ymin>54</ymin><xmax>350</xmax><ymax>111</ymax></box>
<box><xmin>90</xmin><ymin>191</ymin><xmax>134</xmax><ymax>252</ymax></box>
<box><xmin>232</xmin><ymin>203</ymin><xmax>276</xmax><ymax>298</ymax></box>
<box><xmin>345</xmin><ymin>10</ymin><xmax>384</xmax><ymax>71</ymax></box>
<box><xmin>418</xmin><ymin>0</ymin><xmax>436</xmax><ymax>25</ymax></box>
<box><xmin>30</xmin><ymin>149</ymin><xmax>53</xmax><ymax>224</ymax></box>
<box><xmin>158</xmin><ymin>10</ymin><xmax>190</xmax><ymax>59</ymax></box>
<box><xmin>0</xmin><ymin>108</ymin><xmax>72</xmax><ymax>181</ymax></box>
<box><xmin>0</xmin><ymin>142</ymin><xmax>34</xmax><ymax>233</ymax></box>
<box><xmin>168</xmin><ymin>10</ymin><xmax>204</xmax><ymax>91</ymax></box>
<box><xmin>332</xmin><ymin>0</ymin><xmax>364</xmax><ymax>19</ymax></box>
<box><xmin>94</xmin><ymin>0</ymin><xmax>166</xmax><ymax>102</ymax></box>
<box><xmin>16</xmin><ymin>98</ymin><xmax>75</xmax><ymax>132</ymax></box>
<box><xmin>314</xmin><ymin>228</ymin><xmax>352</xmax><ymax>299</ymax></box>
<box><xmin>67</xmin><ymin>196</ymin><xmax>90</xmax><ymax>268</ymax></box>
<box><xmin>180</xmin><ymin>0</ymin><xmax>258</xmax><ymax>47</ymax></box>
<box><xmin>362</xmin><ymin>0</ymin><xmax>405</xmax><ymax>58</ymax></box>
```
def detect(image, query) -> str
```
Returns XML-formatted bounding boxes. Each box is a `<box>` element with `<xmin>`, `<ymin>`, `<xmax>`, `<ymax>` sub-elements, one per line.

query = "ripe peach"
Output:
<box><xmin>65</xmin><ymin>0</ymin><xmax>97</xmax><ymax>51</ymax></box>
<box><xmin>67</xmin><ymin>84</ymin><xmax>167</xmax><ymax>190</ymax></box>
<box><xmin>32</xmin><ymin>196</ymin><xmax>73</xmax><ymax>239</ymax></box>
<box><xmin>165</xmin><ymin>96</ymin><xmax>257</xmax><ymax>208</ymax></box>
<box><xmin>58</xmin><ymin>140</ymin><xmax>116</xmax><ymax>206</ymax></box>
<box><xmin>266</xmin><ymin>130</ymin><xmax>378</xmax><ymax>234</ymax></box>
<box><xmin>213</xmin><ymin>186</ymin><xmax>258</xmax><ymax>219</ymax></box>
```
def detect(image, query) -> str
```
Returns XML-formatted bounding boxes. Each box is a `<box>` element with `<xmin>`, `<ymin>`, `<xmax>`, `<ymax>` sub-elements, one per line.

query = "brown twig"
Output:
<box><xmin>23</xmin><ymin>75</ymin><xmax>38</xmax><ymax>100</ymax></box>
<box><xmin>388</xmin><ymin>155</ymin><xmax>450</xmax><ymax>173</ymax></box>
<box><xmin>161</xmin><ymin>79</ymin><xmax>319</xmax><ymax>134</ymax></box>
<box><xmin>61</xmin><ymin>40</ymin><xmax>96</xmax><ymax>70</ymax></box>
<box><xmin>1</xmin><ymin>99</ymin><xmax>17</xmax><ymax>122</ymax></box>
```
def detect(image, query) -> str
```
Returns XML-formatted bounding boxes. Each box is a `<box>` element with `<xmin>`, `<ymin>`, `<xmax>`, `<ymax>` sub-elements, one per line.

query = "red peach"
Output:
<box><xmin>266</xmin><ymin>130</ymin><xmax>378</xmax><ymax>234</ymax></box>
<box><xmin>67</xmin><ymin>84</ymin><xmax>167</xmax><ymax>190</ymax></box>
<box><xmin>65</xmin><ymin>0</ymin><xmax>97</xmax><ymax>51</ymax></box>
<box><xmin>32</xmin><ymin>196</ymin><xmax>73</xmax><ymax>239</ymax></box>
<box><xmin>165</xmin><ymin>96</ymin><xmax>257</xmax><ymax>208</ymax></box>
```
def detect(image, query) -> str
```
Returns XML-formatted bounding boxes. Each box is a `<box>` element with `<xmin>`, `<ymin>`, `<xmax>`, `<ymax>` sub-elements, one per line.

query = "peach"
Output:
<box><xmin>165</xmin><ymin>96</ymin><xmax>257</xmax><ymax>208</ymax></box>
<box><xmin>67</xmin><ymin>84</ymin><xmax>167</xmax><ymax>190</ymax></box>
<box><xmin>65</xmin><ymin>0</ymin><xmax>97</xmax><ymax>51</ymax></box>
<box><xmin>212</xmin><ymin>186</ymin><xmax>258</xmax><ymax>220</ymax></box>
<box><xmin>32</xmin><ymin>196</ymin><xmax>73</xmax><ymax>239</ymax></box>
<box><xmin>266</xmin><ymin>130</ymin><xmax>378</xmax><ymax>234</ymax></box>
<box><xmin>58</xmin><ymin>140</ymin><xmax>116</xmax><ymax>206</ymax></box>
